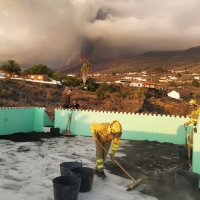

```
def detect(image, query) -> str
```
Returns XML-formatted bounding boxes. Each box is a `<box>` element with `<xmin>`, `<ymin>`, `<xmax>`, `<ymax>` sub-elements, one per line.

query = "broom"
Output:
<box><xmin>96</xmin><ymin>138</ymin><xmax>142</xmax><ymax>191</ymax></box>
<box><xmin>63</xmin><ymin>111</ymin><xmax>75</xmax><ymax>137</ymax></box>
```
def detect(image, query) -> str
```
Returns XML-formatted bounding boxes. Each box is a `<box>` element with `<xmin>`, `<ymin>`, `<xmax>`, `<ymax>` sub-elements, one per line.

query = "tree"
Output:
<box><xmin>81</xmin><ymin>61</ymin><xmax>91</xmax><ymax>86</ymax></box>
<box><xmin>191</xmin><ymin>79</ymin><xmax>200</xmax><ymax>87</ymax></box>
<box><xmin>176</xmin><ymin>73</ymin><xmax>181</xmax><ymax>78</ymax></box>
<box><xmin>23</xmin><ymin>64</ymin><xmax>53</xmax><ymax>77</ymax></box>
<box><xmin>52</xmin><ymin>71</ymin><xmax>62</xmax><ymax>81</ymax></box>
<box><xmin>134</xmin><ymin>88</ymin><xmax>145</xmax><ymax>98</ymax></box>
<box><xmin>0</xmin><ymin>60</ymin><xmax>21</xmax><ymax>77</ymax></box>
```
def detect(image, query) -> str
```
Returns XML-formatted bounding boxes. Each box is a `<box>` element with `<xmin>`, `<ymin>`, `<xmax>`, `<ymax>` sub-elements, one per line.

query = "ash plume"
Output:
<box><xmin>0</xmin><ymin>0</ymin><xmax>200</xmax><ymax>69</ymax></box>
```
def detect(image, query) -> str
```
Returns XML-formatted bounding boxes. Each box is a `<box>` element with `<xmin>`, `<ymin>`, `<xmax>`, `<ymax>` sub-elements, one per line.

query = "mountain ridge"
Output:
<box><xmin>59</xmin><ymin>46</ymin><xmax>200</xmax><ymax>74</ymax></box>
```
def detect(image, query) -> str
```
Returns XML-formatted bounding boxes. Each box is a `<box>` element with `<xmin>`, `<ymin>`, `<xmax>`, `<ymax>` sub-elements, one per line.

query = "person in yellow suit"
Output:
<box><xmin>184</xmin><ymin>99</ymin><xmax>200</xmax><ymax>147</ymax></box>
<box><xmin>90</xmin><ymin>120</ymin><xmax>122</xmax><ymax>179</ymax></box>
<box><xmin>184</xmin><ymin>99</ymin><xmax>200</xmax><ymax>126</ymax></box>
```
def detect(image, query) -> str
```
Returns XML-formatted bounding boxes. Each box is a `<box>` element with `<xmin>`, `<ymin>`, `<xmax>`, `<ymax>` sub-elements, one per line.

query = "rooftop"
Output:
<box><xmin>0</xmin><ymin>132</ymin><xmax>197</xmax><ymax>200</ymax></box>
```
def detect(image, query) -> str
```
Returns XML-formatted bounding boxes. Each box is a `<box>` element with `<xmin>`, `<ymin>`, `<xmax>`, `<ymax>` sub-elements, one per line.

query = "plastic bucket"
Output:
<box><xmin>52</xmin><ymin>176</ymin><xmax>81</xmax><ymax>200</ymax></box>
<box><xmin>175</xmin><ymin>170</ymin><xmax>200</xmax><ymax>198</ymax></box>
<box><xmin>60</xmin><ymin>161</ymin><xmax>83</xmax><ymax>176</ymax></box>
<box><xmin>71</xmin><ymin>167</ymin><xmax>94</xmax><ymax>193</ymax></box>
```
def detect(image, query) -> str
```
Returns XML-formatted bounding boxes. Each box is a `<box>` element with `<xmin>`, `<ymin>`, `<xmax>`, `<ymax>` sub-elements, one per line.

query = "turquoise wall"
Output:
<box><xmin>192</xmin><ymin>116</ymin><xmax>200</xmax><ymax>187</ymax></box>
<box><xmin>34</xmin><ymin>108</ymin><xmax>54</xmax><ymax>132</ymax></box>
<box><xmin>0</xmin><ymin>107</ymin><xmax>54</xmax><ymax>135</ymax></box>
<box><xmin>54</xmin><ymin>109</ymin><xmax>192</xmax><ymax>144</ymax></box>
<box><xmin>54</xmin><ymin>108</ymin><xmax>199</xmax><ymax>187</ymax></box>
<box><xmin>0</xmin><ymin>107</ymin><xmax>34</xmax><ymax>135</ymax></box>
<box><xmin>0</xmin><ymin>107</ymin><xmax>199</xmax><ymax>187</ymax></box>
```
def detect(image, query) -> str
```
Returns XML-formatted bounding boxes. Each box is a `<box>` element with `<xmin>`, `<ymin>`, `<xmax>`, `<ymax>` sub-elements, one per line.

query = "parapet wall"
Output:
<box><xmin>0</xmin><ymin>107</ymin><xmax>199</xmax><ymax>187</ymax></box>
<box><xmin>54</xmin><ymin>109</ymin><xmax>192</xmax><ymax>144</ymax></box>
<box><xmin>0</xmin><ymin>107</ymin><xmax>54</xmax><ymax>135</ymax></box>
<box><xmin>54</xmin><ymin>108</ymin><xmax>200</xmax><ymax>187</ymax></box>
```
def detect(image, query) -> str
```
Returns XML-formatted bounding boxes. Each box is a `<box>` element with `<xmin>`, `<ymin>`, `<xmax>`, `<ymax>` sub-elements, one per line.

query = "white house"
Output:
<box><xmin>167</xmin><ymin>90</ymin><xmax>180</xmax><ymax>99</ymax></box>
<box><xmin>130</xmin><ymin>81</ymin><xmax>143</xmax><ymax>87</ymax></box>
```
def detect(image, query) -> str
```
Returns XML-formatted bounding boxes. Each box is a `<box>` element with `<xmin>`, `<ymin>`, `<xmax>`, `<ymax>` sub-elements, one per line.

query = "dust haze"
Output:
<box><xmin>1</xmin><ymin>0</ymin><xmax>200</xmax><ymax>69</ymax></box>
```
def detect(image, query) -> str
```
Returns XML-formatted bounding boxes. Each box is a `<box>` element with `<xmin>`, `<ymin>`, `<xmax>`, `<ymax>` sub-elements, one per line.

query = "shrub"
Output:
<box><xmin>191</xmin><ymin>79</ymin><xmax>200</xmax><ymax>87</ymax></box>
<box><xmin>134</xmin><ymin>88</ymin><xmax>146</xmax><ymax>98</ymax></box>
<box><xmin>96</xmin><ymin>88</ymin><xmax>105</xmax><ymax>100</ymax></box>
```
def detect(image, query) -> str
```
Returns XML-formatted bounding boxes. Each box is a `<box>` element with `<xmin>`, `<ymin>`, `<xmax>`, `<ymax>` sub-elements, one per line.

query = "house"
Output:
<box><xmin>130</xmin><ymin>81</ymin><xmax>143</xmax><ymax>87</ymax></box>
<box><xmin>27</xmin><ymin>74</ymin><xmax>48</xmax><ymax>81</ymax></box>
<box><xmin>129</xmin><ymin>81</ymin><xmax>162</xmax><ymax>89</ymax></box>
<box><xmin>167</xmin><ymin>90</ymin><xmax>180</xmax><ymax>99</ymax></box>
<box><xmin>194</xmin><ymin>76</ymin><xmax>200</xmax><ymax>80</ymax></box>
<box><xmin>142</xmin><ymin>82</ymin><xmax>162</xmax><ymax>89</ymax></box>
<box><xmin>115</xmin><ymin>80</ymin><xmax>131</xmax><ymax>85</ymax></box>
<box><xmin>159</xmin><ymin>76</ymin><xmax>168</xmax><ymax>83</ymax></box>
<box><xmin>3</xmin><ymin>72</ymin><xmax>21</xmax><ymax>78</ymax></box>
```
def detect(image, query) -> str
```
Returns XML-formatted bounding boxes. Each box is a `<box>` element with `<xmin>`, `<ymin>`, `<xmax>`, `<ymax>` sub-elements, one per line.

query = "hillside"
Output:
<box><xmin>1</xmin><ymin>78</ymin><xmax>198</xmax><ymax>121</ymax></box>
<box><xmin>60</xmin><ymin>46</ymin><xmax>200</xmax><ymax>74</ymax></box>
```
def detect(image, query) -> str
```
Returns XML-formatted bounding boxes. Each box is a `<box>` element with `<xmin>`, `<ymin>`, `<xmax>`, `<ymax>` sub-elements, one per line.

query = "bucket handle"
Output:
<box><xmin>76</xmin><ymin>159</ymin><xmax>82</xmax><ymax>164</ymax></box>
<box><xmin>53</xmin><ymin>179</ymin><xmax>60</xmax><ymax>185</ymax></box>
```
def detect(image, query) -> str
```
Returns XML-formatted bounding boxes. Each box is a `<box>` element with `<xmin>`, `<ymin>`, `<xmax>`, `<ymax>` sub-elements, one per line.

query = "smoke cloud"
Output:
<box><xmin>1</xmin><ymin>0</ymin><xmax>200</xmax><ymax>69</ymax></box>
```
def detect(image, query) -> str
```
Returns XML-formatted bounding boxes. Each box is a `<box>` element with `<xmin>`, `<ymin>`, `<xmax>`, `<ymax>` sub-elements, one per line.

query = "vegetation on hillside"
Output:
<box><xmin>0</xmin><ymin>60</ymin><xmax>22</xmax><ymax>76</ymax></box>
<box><xmin>1</xmin><ymin>78</ymin><xmax>200</xmax><ymax>121</ymax></box>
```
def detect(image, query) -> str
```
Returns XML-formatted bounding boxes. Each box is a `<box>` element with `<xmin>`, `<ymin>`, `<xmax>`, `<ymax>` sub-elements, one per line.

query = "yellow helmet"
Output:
<box><xmin>108</xmin><ymin>120</ymin><xmax>122</xmax><ymax>137</ymax></box>
<box><xmin>189</xmin><ymin>99</ymin><xmax>198</xmax><ymax>106</ymax></box>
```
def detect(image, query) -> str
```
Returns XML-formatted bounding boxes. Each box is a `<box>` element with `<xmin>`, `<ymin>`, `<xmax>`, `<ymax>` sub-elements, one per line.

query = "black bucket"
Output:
<box><xmin>71</xmin><ymin>167</ymin><xmax>94</xmax><ymax>193</ymax></box>
<box><xmin>175</xmin><ymin>170</ymin><xmax>200</xmax><ymax>198</ymax></box>
<box><xmin>60</xmin><ymin>160</ymin><xmax>83</xmax><ymax>176</ymax></box>
<box><xmin>52</xmin><ymin>176</ymin><xmax>81</xmax><ymax>200</ymax></box>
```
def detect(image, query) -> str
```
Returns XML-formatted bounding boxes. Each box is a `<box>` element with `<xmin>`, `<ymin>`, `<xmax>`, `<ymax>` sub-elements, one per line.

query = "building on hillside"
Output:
<box><xmin>130</xmin><ymin>81</ymin><xmax>162</xmax><ymax>89</ymax></box>
<box><xmin>27</xmin><ymin>74</ymin><xmax>48</xmax><ymax>81</ymax></box>
<box><xmin>0</xmin><ymin>72</ymin><xmax>6</xmax><ymax>77</ymax></box>
<box><xmin>2</xmin><ymin>72</ymin><xmax>21</xmax><ymax>78</ymax></box>
<box><xmin>159</xmin><ymin>76</ymin><xmax>168</xmax><ymax>83</ymax></box>
<box><xmin>123</xmin><ymin>76</ymin><xmax>133</xmax><ymax>80</ymax></box>
<box><xmin>167</xmin><ymin>90</ymin><xmax>180</xmax><ymax>99</ymax></box>
<box><xmin>115</xmin><ymin>80</ymin><xmax>131</xmax><ymax>85</ymax></box>
<box><xmin>129</xmin><ymin>81</ymin><xmax>143</xmax><ymax>87</ymax></box>
<box><xmin>168</xmin><ymin>76</ymin><xmax>178</xmax><ymax>81</ymax></box>
<box><xmin>142</xmin><ymin>82</ymin><xmax>162</xmax><ymax>89</ymax></box>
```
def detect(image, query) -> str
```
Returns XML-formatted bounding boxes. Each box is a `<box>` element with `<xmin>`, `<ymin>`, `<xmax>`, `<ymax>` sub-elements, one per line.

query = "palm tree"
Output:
<box><xmin>81</xmin><ymin>61</ymin><xmax>91</xmax><ymax>86</ymax></box>
<box><xmin>0</xmin><ymin>59</ymin><xmax>21</xmax><ymax>77</ymax></box>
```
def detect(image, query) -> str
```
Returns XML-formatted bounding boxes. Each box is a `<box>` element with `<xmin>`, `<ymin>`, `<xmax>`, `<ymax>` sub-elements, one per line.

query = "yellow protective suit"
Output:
<box><xmin>185</xmin><ymin>106</ymin><xmax>200</xmax><ymax>125</ymax></box>
<box><xmin>90</xmin><ymin>121</ymin><xmax>122</xmax><ymax>171</ymax></box>
<box><xmin>184</xmin><ymin>104</ymin><xmax>200</xmax><ymax>149</ymax></box>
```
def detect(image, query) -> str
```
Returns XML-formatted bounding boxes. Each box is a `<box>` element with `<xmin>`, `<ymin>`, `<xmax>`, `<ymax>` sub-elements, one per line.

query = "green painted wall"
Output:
<box><xmin>0</xmin><ymin>107</ymin><xmax>199</xmax><ymax>187</ymax></box>
<box><xmin>0</xmin><ymin>107</ymin><xmax>34</xmax><ymax>135</ymax></box>
<box><xmin>34</xmin><ymin>108</ymin><xmax>54</xmax><ymax>132</ymax></box>
<box><xmin>54</xmin><ymin>108</ymin><xmax>200</xmax><ymax>187</ymax></box>
<box><xmin>54</xmin><ymin>109</ymin><xmax>192</xmax><ymax>144</ymax></box>
<box><xmin>192</xmin><ymin>117</ymin><xmax>200</xmax><ymax>187</ymax></box>
<box><xmin>0</xmin><ymin>107</ymin><xmax>54</xmax><ymax>135</ymax></box>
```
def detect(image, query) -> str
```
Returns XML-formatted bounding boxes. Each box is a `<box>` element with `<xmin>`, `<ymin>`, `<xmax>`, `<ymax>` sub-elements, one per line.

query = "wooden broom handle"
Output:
<box><xmin>96</xmin><ymin>138</ymin><xmax>136</xmax><ymax>182</ymax></box>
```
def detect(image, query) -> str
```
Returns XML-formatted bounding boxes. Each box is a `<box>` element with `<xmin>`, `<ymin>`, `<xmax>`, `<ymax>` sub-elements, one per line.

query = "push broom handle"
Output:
<box><xmin>184</xmin><ymin>125</ymin><xmax>188</xmax><ymax>146</ymax></box>
<box><xmin>187</xmin><ymin>134</ymin><xmax>192</xmax><ymax>171</ymax></box>
<box><xmin>96</xmin><ymin>138</ymin><xmax>137</xmax><ymax>183</ymax></box>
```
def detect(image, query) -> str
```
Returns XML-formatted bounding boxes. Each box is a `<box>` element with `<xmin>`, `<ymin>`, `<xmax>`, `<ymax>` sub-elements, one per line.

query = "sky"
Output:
<box><xmin>1</xmin><ymin>0</ymin><xmax>200</xmax><ymax>69</ymax></box>
<box><xmin>0</xmin><ymin>136</ymin><xmax>157</xmax><ymax>200</ymax></box>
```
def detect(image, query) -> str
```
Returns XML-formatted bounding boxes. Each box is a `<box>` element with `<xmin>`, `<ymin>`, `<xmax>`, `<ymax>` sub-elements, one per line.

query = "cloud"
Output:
<box><xmin>0</xmin><ymin>0</ymin><xmax>200</xmax><ymax>69</ymax></box>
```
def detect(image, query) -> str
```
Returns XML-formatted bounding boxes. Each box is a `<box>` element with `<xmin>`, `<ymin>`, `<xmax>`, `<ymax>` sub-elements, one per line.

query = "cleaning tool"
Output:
<box><xmin>187</xmin><ymin>133</ymin><xmax>192</xmax><ymax>171</ymax></box>
<box><xmin>63</xmin><ymin>110</ymin><xmax>75</xmax><ymax>137</ymax></box>
<box><xmin>96</xmin><ymin>138</ymin><xmax>142</xmax><ymax>191</ymax></box>
<box><xmin>184</xmin><ymin>124</ymin><xmax>188</xmax><ymax>146</ymax></box>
